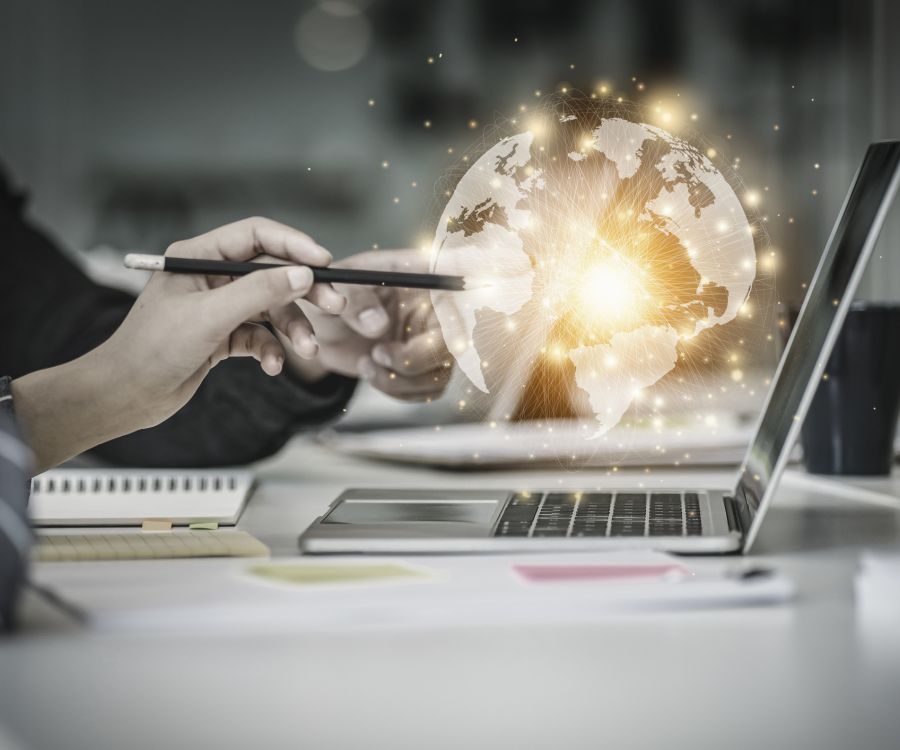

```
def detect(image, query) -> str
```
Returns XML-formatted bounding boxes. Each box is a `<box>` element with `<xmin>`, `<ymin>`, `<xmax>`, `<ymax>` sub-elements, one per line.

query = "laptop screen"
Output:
<box><xmin>739</xmin><ymin>141</ymin><xmax>900</xmax><ymax>551</ymax></box>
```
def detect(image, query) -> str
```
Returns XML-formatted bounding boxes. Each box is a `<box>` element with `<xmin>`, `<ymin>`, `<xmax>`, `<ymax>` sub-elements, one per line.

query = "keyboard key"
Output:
<box><xmin>495</xmin><ymin>521</ymin><xmax>533</xmax><ymax>537</ymax></box>
<box><xmin>579</xmin><ymin>492</ymin><xmax>612</xmax><ymax>506</ymax></box>
<box><xmin>649</xmin><ymin>521</ymin><xmax>683</xmax><ymax>537</ymax></box>
<box><xmin>683</xmin><ymin>493</ymin><xmax>702</xmax><ymax>534</ymax></box>
<box><xmin>609</xmin><ymin>520</ymin><xmax>646</xmax><ymax>536</ymax></box>
<box><xmin>612</xmin><ymin>493</ymin><xmax>647</xmax><ymax>519</ymax></box>
<box><xmin>574</xmin><ymin>516</ymin><xmax>609</xmax><ymax>526</ymax></box>
<box><xmin>533</xmin><ymin>522</ymin><xmax>570</xmax><ymax>532</ymax></box>
<box><xmin>533</xmin><ymin>528</ymin><xmax>570</xmax><ymax>537</ymax></box>
<box><xmin>498</xmin><ymin>506</ymin><xmax>539</xmax><ymax>523</ymax></box>
<box><xmin>649</xmin><ymin>525</ymin><xmax>682</xmax><ymax>537</ymax></box>
<box><xmin>495</xmin><ymin>494</ymin><xmax>541</xmax><ymax>535</ymax></box>
<box><xmin>649</xmin><ymin>493</ymin><xmax>682</xmax><ymax>520</ymax></box>
<box><xmin>544</xmin><ymin>492</ymin><xmax>579</xmax><ymax>501</ymax></box>
<box><xmin>577</xmin><ymin>494</ymin><xmax>611</xmax><ymax>516</ymax></box>
<box><xmin>541</xmin><ymin>496</ymin><xmax>578</xmax><ymax>512</ymax></box>
<box><xmin>572</xmin><ymin>523</ymin><xmax>608</xmax><ymax>537</ymax></box>
<box><xmin>532</xmin><ymin>515</ymin><xmax>568</xmax><ymax>523</ymax></box>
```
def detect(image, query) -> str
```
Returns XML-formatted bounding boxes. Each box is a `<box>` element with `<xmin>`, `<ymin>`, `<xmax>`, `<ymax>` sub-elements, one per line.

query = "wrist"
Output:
<box><xmin>11</xmin><ymin>349</ymin><xmax>142</xmax><ymax>471</ymax></box>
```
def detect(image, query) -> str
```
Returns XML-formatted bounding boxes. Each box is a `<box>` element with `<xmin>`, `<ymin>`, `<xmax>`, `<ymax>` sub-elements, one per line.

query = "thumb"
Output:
<box><xmin>205</xmin><ymin>266</ymin><xmax>314</xmax><ymax>331</ymax></box>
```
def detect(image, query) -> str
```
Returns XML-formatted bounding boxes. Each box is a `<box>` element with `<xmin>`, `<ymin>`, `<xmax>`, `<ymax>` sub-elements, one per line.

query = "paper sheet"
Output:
<box><xmin>247</xmin><ymin>562</ymin><xmax>431</xmax><ymax>587</ymax></box>
<box><xmin>88</xmin><ymin>551</ymin><xmax>794</xmax><ymax>634</ymax></box>
<box><xmin>513</xmin><ymin>562</ymin><xmax>689</xmax><ymax>583</ymax></box>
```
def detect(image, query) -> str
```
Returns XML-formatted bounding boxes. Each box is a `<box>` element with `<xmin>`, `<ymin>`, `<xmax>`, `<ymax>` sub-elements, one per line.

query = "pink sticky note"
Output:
<box><xmin>513</xmin><ymin>563</ymin><xmax>689</xmax><ymax>583</ymax></box>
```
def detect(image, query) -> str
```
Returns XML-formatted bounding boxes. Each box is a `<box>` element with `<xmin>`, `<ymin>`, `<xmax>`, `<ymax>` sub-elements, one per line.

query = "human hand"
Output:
<box><xmin>14</xmin><ymin>216</ymin><xmax>349</xmax><ymax>470</ymax></box>
<box><xmin>286</xmin><ymin>248</ymin><xmax>452</xmax><ymax>402</ymax></box>
<box><xmin>96</xmin><ymin>217</ymin><xmax>347</xmax><ymax>430</ymax></box>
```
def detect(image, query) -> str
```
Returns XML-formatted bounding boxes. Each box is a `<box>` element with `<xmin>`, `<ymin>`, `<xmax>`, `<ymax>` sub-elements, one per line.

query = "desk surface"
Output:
<box><xmin>2</xmin><ymin>437</ymin><xmax>900</xmax><ymax>750</ymax></box>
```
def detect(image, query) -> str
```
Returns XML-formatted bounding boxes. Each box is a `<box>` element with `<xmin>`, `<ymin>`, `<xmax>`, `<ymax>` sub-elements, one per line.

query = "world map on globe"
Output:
<box><xmin>430</xmin><ymin>113</ymin><xmax>757</xmax><ymax>437</ymax></box>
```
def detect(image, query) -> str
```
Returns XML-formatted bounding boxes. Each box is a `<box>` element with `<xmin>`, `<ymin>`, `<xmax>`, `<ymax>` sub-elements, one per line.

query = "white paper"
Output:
<box><xmin>84</xmin><ymin>551</ymin><xmax>794</xmax><ymax>634</ymax></box>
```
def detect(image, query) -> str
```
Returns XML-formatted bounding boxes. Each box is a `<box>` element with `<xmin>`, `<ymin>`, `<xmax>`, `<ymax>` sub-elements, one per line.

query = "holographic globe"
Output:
<box><xmin>431</xmin><ymin>111</ymin><xmax>757</xmax><ymax>436</ymax></box>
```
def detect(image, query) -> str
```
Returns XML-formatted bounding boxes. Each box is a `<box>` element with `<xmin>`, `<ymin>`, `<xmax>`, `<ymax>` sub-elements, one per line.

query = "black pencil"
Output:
<box><xmin>123</xmin><ymin>254</ymin><xmax>467</xmax><ymax>291</ymax></box>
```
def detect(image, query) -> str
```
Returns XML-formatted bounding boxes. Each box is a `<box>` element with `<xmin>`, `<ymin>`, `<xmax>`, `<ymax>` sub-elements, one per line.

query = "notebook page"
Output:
<box><xmin>29</xmin><ymin>469</ymin><xmax>255</xmax><ymax>527</ymax></box>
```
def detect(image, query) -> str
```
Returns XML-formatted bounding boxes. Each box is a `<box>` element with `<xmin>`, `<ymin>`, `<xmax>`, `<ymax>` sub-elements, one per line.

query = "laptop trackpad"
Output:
<box><xmin>323</xmin><ymin>498</ymin><xmax>500</xmax><ymax>526</ymax></box>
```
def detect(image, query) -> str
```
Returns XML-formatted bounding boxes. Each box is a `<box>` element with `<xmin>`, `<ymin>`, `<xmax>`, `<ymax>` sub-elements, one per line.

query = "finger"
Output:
<box><xmin>337</xmin><ymin>284</ymin><xmax>390</xmax><ymax>338</ymax></box>
<box><xmin>205</xmin><ymin>265</ymin><xmax>315</xmax><ymax>333</ymax></box>
<box><xmin>370</xmin><ymin>330</ymin><xmax>446</xmax><ymax>376</ymax></box>
<box><xmin>227</xmin><ymin>323</ymin><xmax>286</xmax><ymax>376</ymax></box>
<box><xmin>167</xmin><ymin>216</ymin><xmax>332</xmax><ymax>267</ymax></box>
<box><xmin>306</xmin><ymin>282</ymin><xmax>348</xmax><ymax>314</ymax></box>
<box><xmin>228</xmin><ymin>253</ymin><xmax>345</xmax><ymax>313</ymax></box>
<box><xmin>357</xmin><ymin>356</ymin><xmax>452</xmax><ymax>399</ymax></box>
<box><xmin>246</xmin><ymin>253</ymin><xmax>345</xmax><ymax>313</ymax></box>
<box><xmin>340</xmin><ymin>247</ymin><xmax>430</xmax><ymax>273</ymax></box>
<box><xmin>267</xmin><ymin>303</ymin><xmax>318</xmax><ymax>358</ymax></box>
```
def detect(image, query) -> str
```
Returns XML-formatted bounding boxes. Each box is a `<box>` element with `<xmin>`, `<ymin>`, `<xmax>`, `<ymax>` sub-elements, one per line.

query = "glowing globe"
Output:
<box><xmin>431</xmin><ymin>113</ymin><xmax>757</xmax><ymax>437</ymax></box>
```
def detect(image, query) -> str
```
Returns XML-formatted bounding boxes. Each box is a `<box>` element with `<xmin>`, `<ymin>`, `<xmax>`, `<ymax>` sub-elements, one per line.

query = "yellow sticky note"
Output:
<box><xmin>247</xmin><ymin>562</ymin><xmax>428</xmax><ymax>587</ymax></box>
<box><xmin>188</xmin><ymin>522</ymin><xmax>219</xmax><ymax>530</ymax></box>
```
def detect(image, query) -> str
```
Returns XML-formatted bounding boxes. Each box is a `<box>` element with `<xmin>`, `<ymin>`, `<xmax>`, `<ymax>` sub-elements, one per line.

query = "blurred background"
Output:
<box><xmin>2</xmin><ymin>0</ymin><xmax>899</xmax><ymax>307</ymax></box>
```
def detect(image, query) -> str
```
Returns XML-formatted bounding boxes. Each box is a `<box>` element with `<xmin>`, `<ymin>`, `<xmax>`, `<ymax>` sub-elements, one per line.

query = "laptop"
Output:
<box><xmin>300</xmin><ymin>141</ymin><xmax>900</xmax><ymax>555</ymax></box>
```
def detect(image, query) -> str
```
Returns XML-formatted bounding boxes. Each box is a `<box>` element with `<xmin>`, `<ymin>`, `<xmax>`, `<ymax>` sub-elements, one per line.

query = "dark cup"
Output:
<box><xmin>787</xmin><ymin>302</ymin><xmax>900</xmax><ymax>475</ymax></box>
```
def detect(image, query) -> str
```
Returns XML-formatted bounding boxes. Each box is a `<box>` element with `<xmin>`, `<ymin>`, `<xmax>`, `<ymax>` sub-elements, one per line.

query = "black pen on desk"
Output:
<box><xmin>123</xmin><ymin>253</ymin><xmax>469</xmax><ymax>292</ymax></box>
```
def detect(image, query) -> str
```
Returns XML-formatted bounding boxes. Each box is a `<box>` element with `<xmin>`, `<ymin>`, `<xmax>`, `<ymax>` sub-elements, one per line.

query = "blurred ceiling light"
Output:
<box><xmin>295</xmin><ymin>1</ymin><xmax>371</xmax><ymax>72</ymax></box>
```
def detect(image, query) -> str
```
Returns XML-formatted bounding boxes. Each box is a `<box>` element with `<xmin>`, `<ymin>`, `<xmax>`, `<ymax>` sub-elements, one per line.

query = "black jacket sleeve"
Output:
<box><xmin>0</xmin><ymin>172</ymin><xmax>356</xmax><ymax>467</ymax></box>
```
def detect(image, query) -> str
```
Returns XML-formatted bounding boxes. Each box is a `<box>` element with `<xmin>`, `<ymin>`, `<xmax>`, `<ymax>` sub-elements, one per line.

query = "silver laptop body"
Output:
<box><xmin>301</xmin><ymin>142</ymin><xmax>900</xmax><ymax>555</ymax></box>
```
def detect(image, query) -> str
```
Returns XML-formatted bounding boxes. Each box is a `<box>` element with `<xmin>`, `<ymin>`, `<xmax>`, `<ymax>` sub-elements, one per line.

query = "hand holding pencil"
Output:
<box><xmin>115</xmin><ymin>216</ymin><xmax>452</xmax><ymax>404</ymax></box>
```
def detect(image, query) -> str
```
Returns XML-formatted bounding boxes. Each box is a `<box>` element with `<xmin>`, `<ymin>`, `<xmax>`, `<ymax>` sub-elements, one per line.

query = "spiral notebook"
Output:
<box><xmin>28</xmin><ymin>468</ymin><xmax>255</xmax><ymax>527</ymax></box>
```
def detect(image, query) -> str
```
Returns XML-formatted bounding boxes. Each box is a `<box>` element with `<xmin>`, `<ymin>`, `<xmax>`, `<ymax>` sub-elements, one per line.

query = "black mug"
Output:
<box><xmin>787</xmin><ymin>302</ymin><xmax>900</xmax><ymax>475</ymax></box>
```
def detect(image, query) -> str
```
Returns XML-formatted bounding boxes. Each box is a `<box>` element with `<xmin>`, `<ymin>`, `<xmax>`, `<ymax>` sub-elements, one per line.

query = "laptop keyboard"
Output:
<box><xmin>493</xmin><ymin>491</ymin><xmax>702</xmax><ymax>538</ymax></box>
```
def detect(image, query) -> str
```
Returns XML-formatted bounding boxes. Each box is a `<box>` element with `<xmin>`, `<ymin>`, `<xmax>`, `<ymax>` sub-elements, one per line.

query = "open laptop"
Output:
<box><xmin>300</xmin><ymin>141</ymin><xmax>900</xmax><ymax>555</ymax></box>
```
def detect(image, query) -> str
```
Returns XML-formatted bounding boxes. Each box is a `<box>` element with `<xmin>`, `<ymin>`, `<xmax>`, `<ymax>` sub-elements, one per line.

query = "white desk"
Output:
<box><xmin>2</xmin><ymin>437</ymin><xmax>900</xmax><ymax>750</ymax></box>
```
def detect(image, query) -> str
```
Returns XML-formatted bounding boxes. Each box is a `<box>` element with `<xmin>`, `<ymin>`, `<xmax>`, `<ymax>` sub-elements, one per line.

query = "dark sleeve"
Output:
<box><xmin>0</xmin><ymin>172</ymin><xmax>356</xmax><ymax>467</ymax></box>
